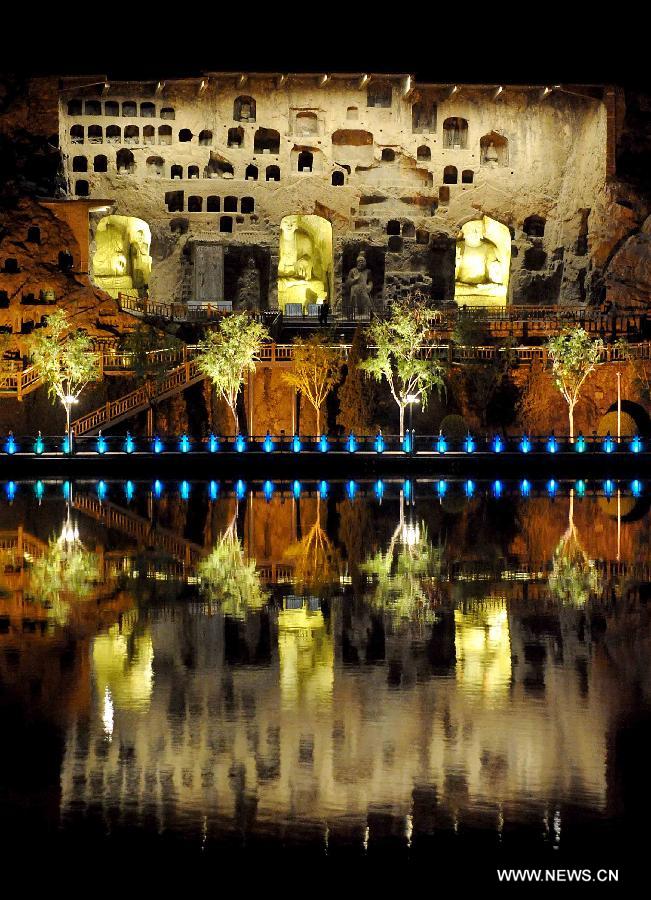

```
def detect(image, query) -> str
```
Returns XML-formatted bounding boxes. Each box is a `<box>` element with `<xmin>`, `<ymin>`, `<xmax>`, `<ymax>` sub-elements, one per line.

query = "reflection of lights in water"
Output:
<box><xmin>102</xmin><ymin>686</ymin><xmax>114</xmax><ymax>740</ymax></box>
<box><xmin>454</xmin><ymin>602</ymin><xmax>512</xmax><ymax>698</ymax></box>
<box><xmin>209</xmin><ymin>480</ymin><xmax>219</xmax><ymax>500</ymax></box>
<box><xmin>319</xmin><ymin>480</ymin><xmax>328</xmax><ymax>500</ymax></box>
<box><xmin>59</xmin><ymin>515</ymin><xmax>80</xmax><ymax>546</ymax></box>
<box><xmin>92</xmin><ymin>621</ymin><xmax>154</xmax><ymax>711</ymax></box>
<box><xmin>405</xmin><ymin>814</ymin><xmax>413</xmax><ymax>848</ymax></box>
<box><xmin>263</xmin><ymin>480</ymin><xmax>274</xmax><ymax>502</ymax></box>
<box><xmin>401</xmin><ymin>521</ymin><xmax>420</xmax><ymax>547</ymax></box>
<box><xmin>520</xmin><ymin>479</ymin><xmax>531</xmax><ymax>497</ymax></box>
<box><xmin>293</xmin><ymin>480</ymin><xmax>301</xmax><ymax>499</ymax></box>
<box><xmin>278</xmin><ymin>601</ymin><xmax>333</xmax><ymax>708</ymax></box>
<box><xmin>374</xmin><ymin>479</ymin><xmax>384</xmax><ymax>500</ymax></box>
<box><xmin>553</xmin><ymin>808</ymin><xmax>562</xmax><ymax>847</ymax></box>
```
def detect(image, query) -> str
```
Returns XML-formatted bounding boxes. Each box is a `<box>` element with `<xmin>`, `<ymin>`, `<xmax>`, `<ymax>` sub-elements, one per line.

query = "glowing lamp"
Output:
<box><xmin>492</xmin><ymin>434</ymin><xmax>503</xmax><ymax>453</ymax></box>
<box><xmin>263</xmin><ymin>479</ymin><xmax>274</xmax><ymax>502</ymax></box>
<box><xmin>546</xmin><ymin>433</ymin><xmax>557</xmax><ymax>454</ymax></box>
<box><xmin>404</xmin><ymin>479</ymin><xmax>412</xmax><ymax>500</ymax></box>
<box><xmin>124</xmin><ymin>432</ymin><xmax>135</xmax><ymax>454</ymax></box>
<box><xmin>62</xmin><ymin>481</ymin><xmax>71</xmax><ymax>500</ymax></box>
<box><xmin>402</xmin><ymin>432</ymin><xmax>412</xmax><ymax>454</ymax></box>
<box><xmin>465</xmin><ymin>479</ymin><xmax>475</xmax><ymax>498</ymax></box>
<box><xmin>575</xmin><ymin>433</ymin><xmax>586</xmax><ymax>453</ymax></box>
<box><xmin>153</xmin><ymin>479</ymin><xmax>163</xmax><ymax>498</ymax></box>
<box><xmin>209</xmin><ymin>480</ymin><xmax>219</xmax><ymax>500</ymax></box>
<box><xmin>347</xmin><ymin>432</ymin><xmax>357</xmax><ymax>453</ymax></box>
<box><xmin>263</xmin><ymin>432</ymin><xmax>274</xmax><ymax>453</ymax></box>
<box><xmin>436</xmin><ymin>433</ymin><xmax>447</xmax><ymax>454</ymax></box>
<box><xmin>374</xmin><ymin>432</ymin><xmax>384</xmax><ymax>454</ymax></box>
<box><xmin>208</xmin><ymin>433</ymin><xmax>219</xmax><ymax>453</ymax></box>
<box><xmin>319</xmin><ymin>434</ymin><xmax>329</xmax><ymax>453</ymax></box>
<box><xmin>124</xmin><ymin>480</ymin><xmax>135</xmax><ymax>502</ymax></box>
<box><xmin>153</xmin><ymin>435</ymin><xmax>164</xmax><ymax>454</ymax></box>
<box><xmin>34</xmin><ymin>480</ymin><xmax>44</xmax><ymax>501</ymax></box>
<box><xmin>437</xmin><ymin>480</ymin><xmax>447</xmax><ymax>498</ymax></box>
<box><xmin>292</xmin><ymin>479</ymin><xmax>301</xmax><ymax>499</ymax></box>
<box><xmin>180</xmin><ymin>480</ymin><xmax>190</xmax><ymax>500</ymax></box>
<box><xmin>492</xmin><ymin>479</ymin><xmax>503</xmax><ymax>498</ymax></box>
<box><xmin>604</xmin><ymin>479</ymin><xmax>614</xmax><ymax>497</ymax></box>
<box><xmin>631</xmin><ymin>479</ymin><xmax>642</xmax><ymax>497</ymax></box>
<box><xmin>464</xmin><ymin>434</ymin><xmax>475</xmax><ymax>454</ymax></box>
<box><xmin>235</xmin><ymin>479</ymin><xmax>246</xmax><ymax>500</ymax></box>
<box><xmin>179</xmin><ymin>434</ymin><xmax>191</xmax><ymax>453</ymax></box>
<box><xmin>34</xmin><ymin>433</ymin><xmax>45</xmax><ymax>455</ymax></box>
<box><xmin>631</xmin><ymin>435</ymin><xmax>643</xmax><ymax>454</ymax></box>
<box><xmin>547</xmin><ymin>479</ymin><xmax>557</xmax><ymax>497</ymax></box>
<box><xmin>97</xmin><ymin>480</ymin><xmax>107</xmax><ymax>501</ymax></box>
<box><xmin>520</xmin><ymin>479</ymin><xmax>531</xmax><ymax>497</ymax></box>
<box><xmin>520</xmin><ymin>435</ymin><xmax>531</xmax><ymax>454</ymax></box>
<box><xmin>97</xmin><ymin>433</ymin><xmax>107</xmax><ymax>454</ymax></box>
<box><xmin>374</xmin><ymin>479</ymin><xmax>384</xmax><ymax>500</ymax></box>
<box><xmin>235</xmin><ymin>434</ymin><xmax>246</xmax><ymax>453</ymax></box>
<box><xmin>603</xmin><ymin>432</ymin><xmax>615</xmax><ymax>454</ymax></box>
<box><xmin>6</xmin><ymin>481</ymin><xmax>16</xmax><ymax>502</ymax></box>
<box><xmin>319</xmin><ymin>480</ymin><xmax>329</xmax><ymax>500</ymax></box>
<box><xmin>291</xmin><ymin>434</ymin><xmax>302</xmax><ymax>453</ymax></box>
<box><xmin>575</xmin><ymin>479</ymin><xmax>586</xmax><ymax>497</ymax></box>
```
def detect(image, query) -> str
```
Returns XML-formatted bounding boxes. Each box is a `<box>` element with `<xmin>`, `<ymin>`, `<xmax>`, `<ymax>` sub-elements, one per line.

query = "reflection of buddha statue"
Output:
<box><xmin>454</xmin><ymin>216</ymin><xmax>510</xmax><ymax>307</ymax></box>
<box><xmin>236</xmin><ymin>256</ymin><xmax>261</xmax><ymax>312</ymax></box>
<box><xmin>345</xmin><ymin>252</ymin><xmax>373</xmax><ymax>317</ymax></box>
<box><xmin>278</xmin><ymin>215</ymin><xmax>330</xmax><ymax>311</ymax></box>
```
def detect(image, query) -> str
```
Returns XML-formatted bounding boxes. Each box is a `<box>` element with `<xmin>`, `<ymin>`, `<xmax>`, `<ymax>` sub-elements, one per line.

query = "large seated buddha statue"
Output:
<box><xmin>278</xmin><ymin>215</ymin><xmax>329</xmax><ymax>312</ymax></box>
<box><xmin>454</xmin><ymin>216</ymin><xmax>510</xmax><ymax>307</ymax></box>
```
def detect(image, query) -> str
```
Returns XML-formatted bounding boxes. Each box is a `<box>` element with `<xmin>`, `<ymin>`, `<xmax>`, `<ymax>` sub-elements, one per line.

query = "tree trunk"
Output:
<box><xmin>568</xmin><ymin>402</ymin><xmax>575</xmax><ymax>442</ymax></box>
<box><xmin>399</xmin><ymin>404</ymin><xmax>405</xmax><ymax>439</ymax></box>
<box><xmin>316</xmin><ymin>404</ymin><xmax>320</xmax><ymax>436</ymax></box>
<box><xmin>231</xmin><ymin>404</ymin><xmax>239</xmax><ymax>435</ymax></box>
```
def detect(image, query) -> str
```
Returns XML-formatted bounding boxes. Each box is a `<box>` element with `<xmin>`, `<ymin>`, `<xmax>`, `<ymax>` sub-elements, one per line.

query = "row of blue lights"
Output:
<box><xmin>3</xmin><ymin>478</ymin><xmax>644</xmax><ymax>504</ymax></box>
<box><xmin>2</xmin><ymin>431</ymin><xmax>645</xmax><ymax>455</ymax></box>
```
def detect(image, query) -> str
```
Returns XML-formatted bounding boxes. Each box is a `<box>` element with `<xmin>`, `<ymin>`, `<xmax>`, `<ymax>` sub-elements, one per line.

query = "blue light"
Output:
<box><xmin>124</xmin><ymin>432</ymin><xmax>135</xmax><ymax>454</ymax></box>
<box><xmin>319</xmin><ymin>480</ymin><xmax>329</xmax><ymax>500</ymax></box>
<box><xmin>631</xmin><ymin>435</ymin><xmax>643</xmax><ymax>454</ymax></box>
<box><xmin>546</xmin><ymin>433</ymin><xmax>558</xmax><ymax>454</ymax></box>
<box><xmin>62</xmin><ymin>481</ymin><xmax>71</xmax><ymax>501</ymax></box>
<box><xmin>292</xmin><ymin>479</ymin><xmax>301</xmax><ymax>499</ymax></box>
<box><xmin>437</xmin><ymin>479</ymin><xmax>447</xmax><ymax>498</ymax></box>
<box><xmin>34</xmin><ymin>433</ymin><xmax>44</xmax><ymax>455</ymax></box>
<box><xmin>263</xmin><ymin>431</ymin><xmax>274</xmax><ymax>453</ymax></box>
<box><xmin>319</xmin><ymin>434</ymin><xmax>329</xmax><ymax>453</ymax></box>
<box><xmin>631</xmin><ymin>479</ymin><xmax>643</xmax><ymax>497</ymax></box>
<box><xmin>374</xmin><ymin>479</ymin><xmax>384</xmax><ymax>500</ymax></box>
<box><xmin>97</xmin><ymin>480</ymin><xmax>107</xmax><ymax>501</ymax></box>
<box><xmin>520</xmin><ymin>479</ymin><xmax>531</xmax><ymax>497</ymax></box>
<box><xmin>4</xmin><ymin>433</ymin><xmax>16</xmax><ymax>455</ymax></box>
<box><xmin>603</xmin><ymin>432</ymin><xmax>615</xmax><ymax>454</ymax></box>
<box><xmin>464</xmin><ymin>434</ymin><xmax>475</xmax><ymax>454</ymax></box>
<box><xmin>347</xmin><ymin>432</ymin><xmax>357</xmax><ymax>453</ymax></box>
<box><xmin>492</xmin><ymin>479</ymin><xmax>503</xmax><ymax>498</ymax></box>
<box><xmin>347</xmin><ymin>479</ymin><xmax>358</xmax><ymax>500</ymax></box>
<box><xmin>96</xmin><ymin>433</ymin><xmax>107</xmax><ymax>454</ymax></box>
<box><xmin>547</xmin><ymin>479</ymin><xmax>557</xmax><ymax>497</ymax></box>
<box><xmin>374</xmin><ymin>432</ymin><xmax>385</xmax><ymax>454</ymax></box>
<box><xmin>124</xmin><ymin>480</ymin><xmax>135</xmax><ymax>502</ymax></box>
<box><xmin>179</xmin><ymin>433</ymin><xmax>191</xmax><ymax>453</ymax></box>
<box><xmin>62</xmin><ymin>435</ymin><xmax>71</xmax><ymax>454</ymax></box>
<box><xmin>235</xmin><ymin>479</ymin><xmax>246</xmax><ymax>500</ymax></box>
<box><xmin>263</xmin><ymin>479</ymin><xmax>274</xmax><ymax>502</ymax></box>
<box><xmin>575</xmin><ymin>433</ymin><xmax>586</xmax><ymax>453</ymax></box>
<box><xmin>235</xmin><ymin>434</ymin><xmax>246</xmax><ymax>453</ymax></box>
<box><xmin>436</xmin><ymin>433</ymin><xmax>447</xmax><ymax>454</ymax></box>
<box><xmin>209</xmin><ymin>480</ymin><xmax>219</xmax><ymax>500</ymax></box>
<box><xmin>153</xmin><ymin>435</ymin><xmax>164</xmax><ymax>454</ymax></box>
<box><xmin>153</xmin><ymin>479</ymin><xmax>163</xmax><ymax>498</ymax></box>
<box><xmin>208</xmin><ymin>433</ymin><xmax>219</xmax><ymax>453</ymax></box>
<box><xmin>404</xmin><ymin>479</ymin><xmax>412</xmax><ymax>500</ymax></box>
<box><xmin>520</xmin><ymin>435</ymin><xmax>531</xmax><ymax>454</ymax></box>
<box><xmin>402</xmin><ymin>432</ymin><xmax>412</xmax><ymax>454</ymax></box>
<box><xmin>575</xmin><ymin>479</ymin><xmax>586</xmax><ymax>497</ymax></box>
<box><xmin>492</xmin><ymin>434</ymin><xmax>503</xmax><ymax>453</ymax></box>
<box><xmin>6</xmin><ymin>481</ymin><xmax>16</xmax><ymax>502</ymax></box>
<box><xmin>180</xmin><ymin>480</ymin><xmax>190</xmax><ymax>500</ymax></box>
<box><xmin>34</xmin><ymin>481</ymin><xmax>44</xmax><ymax>501</ymax></box>
<box><xmin>291</xmin><ymin>434</ymin><xmax>302</xmax><ymax>453</ymax></box>
<box><xmin>604</xmin><ymin>479</ymin><xmax>615</xmax><ymax>497</ymax></box>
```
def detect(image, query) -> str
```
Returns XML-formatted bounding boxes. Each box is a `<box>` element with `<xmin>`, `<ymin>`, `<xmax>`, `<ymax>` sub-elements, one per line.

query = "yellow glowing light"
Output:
<box><xmin>92</xmin><ymin>620</ymin><xmax>154</xmax><ymax>711</ymax></box>
<box><xmin>278</xmin><ymin>214</ymin><xmax>333</xmax><ymax>313</ymax></box>
<box><xmin>454</xmin><ymin>216</ymin><xmax>511</xmax><ymax>308</ymax></box>
<box><xmin>454</xmin><ymin>601</ymin><xmax>512</xmax><ymax>698</ymax></box>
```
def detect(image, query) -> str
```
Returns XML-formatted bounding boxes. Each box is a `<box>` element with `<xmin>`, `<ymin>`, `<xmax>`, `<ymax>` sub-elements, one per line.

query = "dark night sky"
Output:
<box><xmin>1</xmin><ymin>17</ymin><xmax>644</xmax><ymax>90</ymax></box>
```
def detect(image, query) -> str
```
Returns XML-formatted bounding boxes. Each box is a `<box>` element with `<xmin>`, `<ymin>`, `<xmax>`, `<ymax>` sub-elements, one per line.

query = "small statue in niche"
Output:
<box><xmin>240</xmin><ymin>102</ymin><xmax>252</xmax><ymax>121</ymax></box>
<box><xmin>483</xmin><ymin>141</ymin><xmax>499</xmax><ymax>168</ymax></box>
<box><xmin>345</xmin><ymin>252</ymin><xmax>373</xmax><ymax>317</ymax></box>
<box><xmin>236</xmin><ymin>256</ymin><xmax>261</xmax><ymax>313</ymax></box>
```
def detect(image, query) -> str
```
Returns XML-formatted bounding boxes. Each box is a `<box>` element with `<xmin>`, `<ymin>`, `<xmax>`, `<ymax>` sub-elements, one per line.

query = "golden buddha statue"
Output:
<box><xmin>454</xmin><ymin>216</ymin><xmax>510</xmax><ymax>307</ymax></box>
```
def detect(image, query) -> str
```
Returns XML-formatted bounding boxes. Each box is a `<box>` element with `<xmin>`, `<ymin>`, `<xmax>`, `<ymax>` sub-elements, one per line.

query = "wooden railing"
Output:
<box><xmin>119</xmin><ymin>293</ymin><xmax>229</xmax><ymax>322</ymax></box>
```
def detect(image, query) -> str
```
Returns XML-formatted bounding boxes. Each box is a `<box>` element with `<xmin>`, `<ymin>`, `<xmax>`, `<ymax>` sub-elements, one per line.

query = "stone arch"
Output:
<box><xmin>122</xmin><ymin>101</ymin><xmax>137</xmax><ymax>117</ymax></box>
<box><xmin>462</xmin><ymin>169</ymin><xmax>474</xmax><ymax>184</ymax></box>
<box><xmin>332</xmin><ymin>170</ymin><xmax>345</xmax><ymax>185</ymax></box>
<box><xmin>381</xmin><ymin>148</ymin><xmax>396</xmax><ymax>162</ymax></box>
<box><xmin>88</xmin><ymin>125</ymin><xmax>102</xmax><ymax>144</ymax></box>
<box><xmin>179</xmin><ymin>128</ymin><xmax>193</xmax><ymax>143</ymax></box>
<box><xmin>443</xmin><ymin>165</ymin><xmax>458</xmax><ymax>184</ymax></box>
<box><xmin>188</xmin><ymin>196</ymin><xmax>202</xmax><ymax>212</ymax></box>
<box><xmin>188</xmin><ymin>165</ymin><xmax>200</xmax><ymax>179</ymax></box>
<box><xmin>70</xmin><ymin>125</ymin><xmax>84</xmax><ymax>144</ymax></box>
<box><xmin>386</xmin><ymin>220</ymin><xmax>400</xmax><ymax>235</ymax></box>
<box><xmin>75</xmin><ymin>179</ymin><xmax>89</xmax><ymax>196</ymax></box>
<box><xmin>147</xmin><ymin>156</ymin><xmax>164</xmax><ymax>176</ymax></box>
<box><xmin>143</xmin><ymin>125</ymin><xmax>155</xmax><ymax>144</ymax></box>
<box><xmin>171</xmin><ymin>164</ymin><xmax>183</xmax><ymax>179</ymax></box>
<box><xmin>116</xmin><ymin>148</ymin><xmax>135</xmax><ymax>174</ymax></box>
<box><xmin>106</xmin><ymin>125</ymin><xmax>121</xmax><ymax>144</ymax></box>
<box><xmin>234</xmin><ymin>96</ymin><xmax>256</xmax><ymax>121</ymax></box>
<box><xmin>367</xmin><ymin>80</ymin><xmax>392</xmax><ymax>108</ymax></box>
<box><xmin>94</xmin><ymin>154</ymin><xmax>108</xmax><ymax>172</ymax></box>
<box><xmin>160</xmin><ymin>107</ymin><xmax>175</xmax><ymax>120</ymax></box>
<box><xmin>296</xmin><ymin>111</ymin><xmax>318</xmax><ymax>135</ymax></box>
<box><xmin>605</xmin><ymin>400</ymin><xmax>651</xmax><ymax>435</ymax></box>
<box><xmin>207</xmin><ymin>196</ymin><xmax>220</xmax><ymax>212</ymax></box>
<box><xmin>158</xmin><ymin>125</ymin><xmax>172</xmax><ymax>145</ymax></box>
<box><xmin>266</xmin><ymin>165</ymin><xmax>280</xmax><ymax>181</ymax></box>
<box><xmin>241</xmin><ymin>196</ymin><xmax>255</xmax><ymax>214</ymax></box>
<box><xmin>443</xmin><ymin>117</ymin><xmax>468</xmax><ymax>149</ymax></box>
<box><xmin>124</xmin><ymin>124</ymin><xmax>139</xmax><ymax>145</ymax></box>
<box><xmin>72</xmin><ymin>155</ymin><xmax>87</xmax><ymax>172</ymax></box>
<box><xmin>67</xmin><ymin>99</ymin><xmax>82</xmax><ymax>116</ymax></box>
<box><xmin>523</xmin><ymin>214</ymin><xmax>546</xmax><ymax>237</ymax></box>
<box><xmin>224</xmin><ymin>196</ymin><xmax>238</xmax><ymax>212</ymax></box>
<box><xmin>85</xmin><ymin>100</ymin><xmax>102</xmax><ymax>116</ymax></box>
<box><xmin>228</xmin><ymin>126</ymin><xmax>244</xmax><ymax>147</ymax></box>
<box><xmin>254</xmin><ymin>128</ymin><xmax>280</xmax><ymax>154</ymax></box>
<box><xmin>220</xmin><ymin>216</ymin><xmax>233</xmax><ymax>233</ymax></box>
<box><xmin>245</xmin><ymin>164</ymin><xmax>258</xmax><ymax>180</ymax></box>
<box><xmin>480</xmin><ymin>131</ymin><xmax>509</xmax><ymax>167</ymax></box>
<box><xmin>104</xmin><ymin>101</ymin><xmax>119</xmax><ymax>117</ymax></box>
<box><xmin>199</xmin><ymin>130</ymin><xmax>213</xmax><ymax>146</ymax></box>
<box><xmin>140</xmin><ymin>102</ymin><xmax>155</xmax><ymax>117</ymax></box>
<box><xmin>417</xmin><ymin>145</ymin><xmax>431</xmax><ymax>161</ymax></box>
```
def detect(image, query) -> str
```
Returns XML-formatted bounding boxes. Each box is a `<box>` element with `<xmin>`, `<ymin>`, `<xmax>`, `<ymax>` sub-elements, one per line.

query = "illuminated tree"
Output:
<box><xmin>282</xmin><ymin>333</ymin><xmax>342</xmax><ymax>434</ymax></box>
<box><xmin>548</xmin><ymin>490</ymin><xmax>602</xmax><ymax>605</ymax></box>
<box><xmin>547</xmin><ymin>327</ymin><xmax>603</xmax><ymax>440</ymax></box>
<box><xmin>283</xmin><ymin>498</ymin><xmax>341</xmax><ymax>590</ymax></box>
<box><xmin>197</xmin><ymin>517</ymin><xmax>268</xmax><ymax>618</ymax></box>
<box><xmin>29</xmin><ymin>309</ymin><xmax>100</xmax><ymax>439</ymax></box>
<box><xmin>195</xmin><ymin>313</ymin><xmax>269</xmax><ymax>432</ymax></box>
<box><xmin>359</xmin><ymin>299</ymin><xmax>444</xmax><ymax>436</ymax></box>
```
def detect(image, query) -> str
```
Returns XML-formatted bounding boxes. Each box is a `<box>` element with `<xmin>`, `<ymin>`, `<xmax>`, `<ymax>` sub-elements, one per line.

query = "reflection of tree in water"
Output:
<box><xmin>361</xmin><ymin>518</ymin><xmax>444</xmax><ymax>624</ymax></box>
<box><xmin>197</xmin><ymin>515</ymin><xmax>268</xmax><ymax>619</ymax></box>
<box><xmin>26</xmin><ymin>512</ymin><xmax>104</xmax><ymax>626</ymax></box>
<box><xmin>283</xmin><ymin>497</ymin><xmax>340</xmax><ymax>592</ymax></box>
<box><xmin>548</xmin><ymin>491</ymin><xmax>602</xmax><ymax>606</ymax></box>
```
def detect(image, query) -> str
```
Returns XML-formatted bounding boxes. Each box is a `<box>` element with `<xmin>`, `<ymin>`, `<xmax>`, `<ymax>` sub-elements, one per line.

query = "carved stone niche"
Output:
<box><xmin>341</xmin><ymin>242</ymin><xmax>386</xmax><ymax>316</ymax></box>
<box><xmin>426</xmin><ymin>237</ymin><xmax>456</xmax><ymax>304</ymax></box>
<box><xmin>192</xmin><ymin>241</ymin><xmax>224</xmax><ymax>304</ymax></box>
<box><xmin>224</xmin><ymin>245</ymin><xmax>271</xmax><ymax>313</ymax></box>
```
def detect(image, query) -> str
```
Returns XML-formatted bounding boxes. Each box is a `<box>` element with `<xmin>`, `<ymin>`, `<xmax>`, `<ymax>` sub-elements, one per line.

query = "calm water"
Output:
<box><xmin>1</xmin><ymin>479</ymin><xmax>650</xmax><ymax>885</ymax></box>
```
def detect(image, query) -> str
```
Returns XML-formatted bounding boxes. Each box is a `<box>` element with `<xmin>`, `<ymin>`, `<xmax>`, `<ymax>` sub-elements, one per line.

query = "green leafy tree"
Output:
<box><xmin>359</xmin><ymin>299</ymin><xmax>445</xmax><ymax>437</ymax></box>
<box><xmin>29</xmin><ymin>309</ymin><xmax>101</xmax><ymax>437</ymax></box>
<box><xmin>195</xmin><ymin>313</ymin><xmax>268</xmax><ymax>432</ymax></box>
<box><xmin>282</xmin><ymin>332</ymin><xmax>342</xmax><ymax>434</ymax></box>
<box><xmin>197</xmin><ymin>518</ymin><xmax>268</xmax><ymax>618</ymax></box>
<box><xmin>548</xmin><ymin>491</ymin><xmax>602</xmax><ymax>605</ymax></box>
<box><xmin>337</xmin><ymin>328</ymin><xmax>378</xmax><ymax>434</ymax></box>
<box><xmin>547</xmin><ymin>327</ymin><xmax>603</xmax><ymax>440</ymax></box>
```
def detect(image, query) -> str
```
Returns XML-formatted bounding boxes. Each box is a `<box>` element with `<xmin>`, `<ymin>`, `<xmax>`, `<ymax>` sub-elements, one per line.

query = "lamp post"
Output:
<box><xmin>63</xmin><ymin>394</ymin><xmax>78</xmax><ymax>454</ymax></box>
<box><xmin>405</xmin><ymin>394</ymin><xmax>420</xmax><ymax>451</ymax></box>
<box><xmin>616</xmin><ymin>370</ymin><xmax>622</xmax><ymax>443</ymax></box>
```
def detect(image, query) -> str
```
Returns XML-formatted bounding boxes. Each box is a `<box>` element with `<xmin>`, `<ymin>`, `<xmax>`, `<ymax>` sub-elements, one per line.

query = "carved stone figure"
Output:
<box><xmin>236</xmin><ymin>256</ymin><xmax>261</xmax><ymax>312</ymax></box>
<box><xmin>454</xmin><ymin>216</ymin><xmax>511</xmax><ymax>307</ymax></box>
<box><xmin>277</xmin><ymin>214</ymin><xmax>330</xmax><ymax>311</ymax></box>
<box><xmin>345</xmin><ymin>252</ymin><xmax>373</xmax><ymax>316</ymax></box>
<box><xmin>483</xmin><ymin>141</ymin><xmax>499</xmax><ymax>168</ymax></box>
